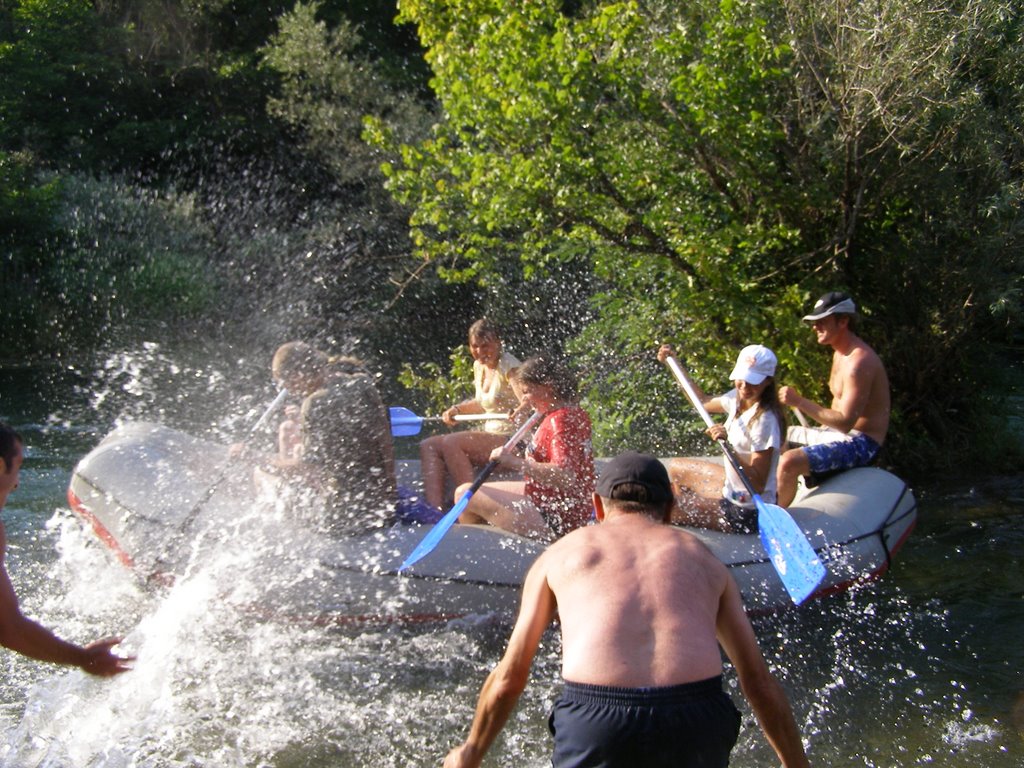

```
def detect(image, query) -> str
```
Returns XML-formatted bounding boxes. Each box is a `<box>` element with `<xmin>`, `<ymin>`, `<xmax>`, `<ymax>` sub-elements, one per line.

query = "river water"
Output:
<box><xmin>0</xmin><ymin>345</ymin><xmax>1022</xmax><ymax>767</ymax></box>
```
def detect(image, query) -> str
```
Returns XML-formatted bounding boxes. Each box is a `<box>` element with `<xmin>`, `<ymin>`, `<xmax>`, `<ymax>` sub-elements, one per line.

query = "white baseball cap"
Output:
<box><xmin>729</xmin><ymin>345</ymin><xmax>777</xmax><ymax>385</ymax></box>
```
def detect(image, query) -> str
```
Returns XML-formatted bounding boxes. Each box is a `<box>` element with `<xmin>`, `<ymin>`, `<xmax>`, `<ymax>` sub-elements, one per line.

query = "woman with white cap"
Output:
<box><xmin>656</xmin><ymin>343</ymin><xmax>786</xmax><ymax>532</ymax></box>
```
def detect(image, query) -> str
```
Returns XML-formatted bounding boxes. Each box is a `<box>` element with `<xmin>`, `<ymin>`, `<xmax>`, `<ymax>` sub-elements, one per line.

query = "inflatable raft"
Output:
<box><xmin>67</xmin><ymin>421</ymin><xmax>917</xmax><ymax>623</ymax></box>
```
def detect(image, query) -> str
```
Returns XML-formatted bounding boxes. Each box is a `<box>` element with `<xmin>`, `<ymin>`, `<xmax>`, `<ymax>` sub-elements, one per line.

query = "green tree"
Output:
<box><xmin>0</xmin><ymin>151</ymin><xmax>61</xmax><ymax>277</ymax></box>
<box><xmin>0</xmin><ymin>0</ymin><xmax>300</xmax><ymax>174</ymax></box>
<box><xmin>371</xmin><ymin>0</ymin><xmax>1024</xmax><ymax>470</ymax></box>
<box><xmin>261</xmin><ymin>0</ymin><xmax>434</xmax><ymax>186</ymax></box>
<box><xmin>0</xmin><ymin>0</ymin><xmax>128</xmax><ymax>164</ymax></box>
<box><xmin>1</xmin><ymin>151</ymin><xmax>62</xmax><ymax>354</ymax></box>
<box><xmin>254</xmin><ymin>0</ymin><xmax>476</xmax><ymax>383</ymax></box>
<box><xmin>0</xmin><ymin>171</ymin><xmax>218</xmax><ymax>357</ymax></box>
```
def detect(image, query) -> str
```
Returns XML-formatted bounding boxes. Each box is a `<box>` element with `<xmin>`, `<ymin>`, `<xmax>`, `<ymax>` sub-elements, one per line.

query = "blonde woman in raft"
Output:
<box><xmin>656</xmin><ymin>343</ymin><xmax>786</xmax><ymax>533</ymax></box>
<box><xmin>419</xmin><ymin>319</ymin><xmax>522</xmax><ymax>511</ymax></box>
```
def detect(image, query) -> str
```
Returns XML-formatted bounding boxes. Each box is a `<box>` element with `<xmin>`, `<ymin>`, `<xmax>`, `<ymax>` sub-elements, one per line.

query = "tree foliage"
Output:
<box><xmin>1</xmin><ymin>172</ymin><xmax>218</xmax><ymax>355</ymax></box>
<box><xmin>0</xmin><ymin>150</ymin><xmax>61</xmax><ymax>272</ymax></box>
<box><xmin>0</xmin><ymin>0</ymin><xmax>447</xmax><ymax>369</ymax></box>
<box><xmin>372</xmin><ymin>0</ymin><xmax>1024</xmax><ymax>470</ymax></box>
<box><xmin>0</xmin><ymin>0</ymin><xmax>129</xmax><ymax>165</ymax></box>
<box><xmin>262</xmin><ymin>0</ymin><xmax>434</xmax><ymax>187</ymax></box>
<box><xmin>0</xmin><ymin>0</ymin><xmax>427</xmax><ymax>176</ymax></box>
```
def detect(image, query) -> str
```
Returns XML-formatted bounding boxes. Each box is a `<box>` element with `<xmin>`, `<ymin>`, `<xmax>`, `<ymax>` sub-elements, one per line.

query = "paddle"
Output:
<box><xmin>389</xmin><ymin>406</ymin><xmax>510</xmax><ymax>437</ymax></box>
<box><xmin>398</xmin><ymin>410</ymin><xmax>543</xmax><ymax>572</ymax></box>
<box><xmin>178</xmin><ymin>387</ymin><xmax>290</xmax><ymax>535</ymax></box>
<box><xmin>792</xmin><ymin>408</ymin><xmax>810</xmax><ymax>427</ymax></box>
<box><xmin>662</xmin><ymin>354</ymin><xmax>825</xmax><ymax>604</ymax></box>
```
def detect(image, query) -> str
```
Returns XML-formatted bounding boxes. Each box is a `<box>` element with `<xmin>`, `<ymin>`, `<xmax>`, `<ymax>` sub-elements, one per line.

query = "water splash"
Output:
<box><xmin>79</xmin><ymin>342</ymin><xmax>277</xmax><ymax>443</ymax></box>
<box><xmin>2</xmin><ymin>490</ymin><xmax>540</xmax><ymax>767</ymax></box>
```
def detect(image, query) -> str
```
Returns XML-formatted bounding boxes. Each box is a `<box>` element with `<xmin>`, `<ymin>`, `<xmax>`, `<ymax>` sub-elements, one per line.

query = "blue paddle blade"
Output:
<box><xmin>755</xmin><ymin>496</ymin><xmax>826</xmax><ymax>604</ymax></box>
<box><xmin>390</xmin><ymin>420</ymin><xmax>423</xmax><ymax>437</ymax></box>
<box><xmin>399</xmin><ymin>492</ymin><xmax>473</xmax><ymax>571</ymax></box>
<box><xmin>389</xmin><ymin>407</ymin><xmax>424</xmax><ymax>437</ymax></box>
<box><xmin>397</xmin><ymin>412</ymin><xmax>541</xmax><ymax>573</ymax></box>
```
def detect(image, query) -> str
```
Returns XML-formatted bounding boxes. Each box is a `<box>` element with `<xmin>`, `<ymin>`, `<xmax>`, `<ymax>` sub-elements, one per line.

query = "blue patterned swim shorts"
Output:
<box><xmin>804</xmin><ymin>432</ymin><xmax>880</xmax><ymax>474</ymax></box>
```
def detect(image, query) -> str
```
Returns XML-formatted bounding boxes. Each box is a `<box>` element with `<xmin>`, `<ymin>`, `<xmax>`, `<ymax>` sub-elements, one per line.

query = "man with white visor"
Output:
<box><xmin>776</xmin><ymin>291</ymin><xmax>891</xmax><ymax>506</ymax></box>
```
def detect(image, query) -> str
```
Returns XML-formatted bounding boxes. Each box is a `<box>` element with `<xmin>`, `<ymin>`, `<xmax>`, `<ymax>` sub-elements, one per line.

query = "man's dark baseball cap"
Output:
<box><xmin>595</xmin><ymin>452</ymin><xmax>672</xmax><ymax>503</ymax></box>
<box><xmin>802</xmin><ymin>291</ymin><xmax>857</xmax><ymax>322</ymax></box>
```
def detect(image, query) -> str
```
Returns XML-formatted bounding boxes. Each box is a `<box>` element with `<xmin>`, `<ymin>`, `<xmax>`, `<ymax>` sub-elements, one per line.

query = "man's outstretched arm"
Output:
<box><xmin>444</xmin><ymin>553</ymin><xmax>557</xmax><ymax>768</ymax></box>
<box><xmin>0</xmin><ymin>533</ymin><xmax>133</xmax><ymax>676</ymax></box>
<box><xmin>716</xmin><ymin>576</ymin><xmax>810</xmax><ymax>768</ymax></box>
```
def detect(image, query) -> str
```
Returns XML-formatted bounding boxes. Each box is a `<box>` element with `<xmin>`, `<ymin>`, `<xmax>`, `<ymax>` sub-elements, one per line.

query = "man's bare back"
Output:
<box><xmin>544</xmin><ymin>514</ymin><xmax>726</xmax><ymax>687</ymax></box>
<box><xmin>443</xmin><ymin>452</ymin><xmax>809</xmax><ymax>768</ymax></box>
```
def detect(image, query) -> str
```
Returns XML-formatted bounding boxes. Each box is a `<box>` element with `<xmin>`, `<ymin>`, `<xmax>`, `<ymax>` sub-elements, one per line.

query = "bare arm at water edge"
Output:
<box><xmin>443</xmin><ymin>553</ymin><xmax>558</xmax><ymax>768</ymax></box>
<box><xmin>0</xmin><ymin>523</ymin><xmax>133</xmax><ymax>677</ymax></box>
<box><xmin>715</xmin><ymin>574</ymin><xmax>809</xmax><ymax>767</ymax></box>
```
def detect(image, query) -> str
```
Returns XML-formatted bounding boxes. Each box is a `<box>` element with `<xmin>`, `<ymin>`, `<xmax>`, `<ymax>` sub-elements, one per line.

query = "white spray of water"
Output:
<box><xmin>1</xmin><ymin>490</ymin><xmax>552</xmax><ymax>767</ymax></box>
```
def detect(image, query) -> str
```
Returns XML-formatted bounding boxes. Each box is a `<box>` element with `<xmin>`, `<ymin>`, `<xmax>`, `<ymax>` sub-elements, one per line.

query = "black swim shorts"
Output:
<box><xmin>548</xmin><ymin>676</ymin><xmax>741</xmax><ymax>768</ymax></box>
<box><xmin>718</xmin><ymin>498</ymin><xmax>758</xmax><ymax>535</ymax></box>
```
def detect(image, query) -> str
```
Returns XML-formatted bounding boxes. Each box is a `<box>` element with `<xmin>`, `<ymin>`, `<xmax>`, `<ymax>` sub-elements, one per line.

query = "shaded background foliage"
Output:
<box><xmin>1</xmin><ymin>0</ymin><xmax>1022</xmax><ymax>474</ymax></box>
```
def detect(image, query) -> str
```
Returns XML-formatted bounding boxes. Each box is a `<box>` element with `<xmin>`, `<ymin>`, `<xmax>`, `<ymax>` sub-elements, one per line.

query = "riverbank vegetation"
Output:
<box><xmin>2</xmin><ymin>0</ymin><xmax>1022</xmax><ymax>475</ymax></box>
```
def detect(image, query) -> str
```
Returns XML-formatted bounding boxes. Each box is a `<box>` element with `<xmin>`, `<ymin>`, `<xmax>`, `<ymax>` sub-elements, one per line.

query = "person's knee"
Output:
<box><xmin>420</xmin><ymin>435</ymin><xmax>445</xmax><ymax>455</ymax></box>
<box><xmin>778</xmin><ymin>448</ymin><xmax>807</xmax><ymax>479</ymax></box>
<box><xmin>454</xmin><ymin>482</ymin><xmax>488</xmax><ymax>524</ymax></box>
<box><xmin>441</xmin><ymin>437</ymin><xmax>469</xmax><ymax>462</ymax></box>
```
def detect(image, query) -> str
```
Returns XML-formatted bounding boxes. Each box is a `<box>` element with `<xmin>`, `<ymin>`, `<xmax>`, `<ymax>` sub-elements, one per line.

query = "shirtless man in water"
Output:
<box><xmin>776</xmin><ymin>291</ymin><xmax>891</xmax><ymax>507</ymax></box>
<box><xmin>443</xmin><ymin>452</ymin><xmax>809</xmax><ymax>768</ymax></box>
<box><xmin>0</xmin><ymin>422</ymin><xmax>133</xmax><ymax>677</ymax></box>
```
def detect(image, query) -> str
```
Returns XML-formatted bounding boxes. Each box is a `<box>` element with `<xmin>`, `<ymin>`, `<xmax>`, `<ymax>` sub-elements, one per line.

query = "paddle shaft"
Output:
<box><xmin>389</xmin><ymin>406</ymin><xmax>513</xmax><ymax>437</ymax></box>
<box><xmin>663</xmin><ymin>355</ymin><xmax>760</xmax><ymax>499</ymax></box>
<box><xmin>389</xmin><ymin>406</ymin><xmax>510</xmax><ymax>425</ymax></box>
<box><xmin>421</xmin><ymin>413</ymin><xmax>509</xmax><ymax>423</ymax></box>
<box><xmin>399</xmin><ymin>410</ymin><xmax>543</xmax><ymax>571</ymax></box>
<box><xmin>461</xmin><ymin>409</ymin><xmax>541</xmax><ymax>487</ymax></box>
<box><xmin>178</xmin><ymin>388</ymin><xmax>289</xmax><ymax>534</ymax></box>
<box><xmin>251</xmin><ymin>388</ymin><xmax>290</xmax><ymax>432</ymax></box>
<box><xmin>792</xmin><ymin>407</ymin><xmax>810</xmax><ymax>428</ymax></box>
